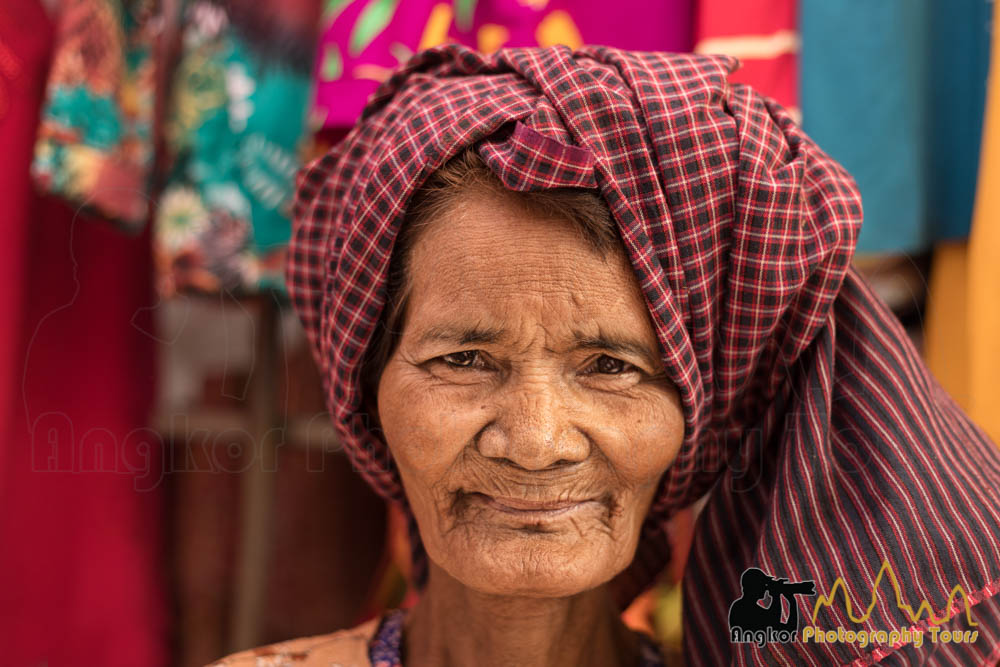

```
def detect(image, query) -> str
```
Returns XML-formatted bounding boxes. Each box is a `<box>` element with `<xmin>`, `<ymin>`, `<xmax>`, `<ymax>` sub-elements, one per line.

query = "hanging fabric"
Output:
<box><xmin>31</xmin><ymin>0</ymin><xmax>158</xmax><ymax>229</ymax></box>
<box><xmin>312</xmin><ymin>0</ymin><xmax>694</xmax><ymax>131</ymax></box>
<box><xmin>29</xmin><ymin>0</ymin><xmax>324</xmax><ymax>296</ymax></box>
<box><xmin>0</xmin><ymin>0</ymin><xmax>53</xmax><ymax>446</ymax></box>
<box><xmin>801</xmin><ymin>0</ymin><xmax>992</xmax><ymax>255</ymax></box>
<box><xmin>154</xmin><ymin>0</ymin><xmax>323</xmax><ymax>295</ymax></box>
<box><xmin>927</xmin><ymin>0</ymin><xmax>992</xmax><ymax>241</ymax></box>
<box><xmin>800</xmin><ymin>0</ymin><xmax>929</xmax><ymax>255</ymax></box>
<box><xmin>1</xmin><ymin>3</ymin><xmax>167</xmax><ymax>664</ymax></box>
<box><xmin>693</xmin><ymin>0</ymin><xmax>797</xmax><ymax>118</ymax></box>
<box><xmin>925</xmin><ymin>2</ymin><xmax>1000</xmax><ymax>446</ymax></box>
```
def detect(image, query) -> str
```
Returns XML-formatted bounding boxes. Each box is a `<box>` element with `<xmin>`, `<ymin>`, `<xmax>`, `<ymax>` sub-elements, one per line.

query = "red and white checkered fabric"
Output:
<box><xmin>288</xmin><ymin>45</ymin><xmax>1000</xmax><ymax>665</ymax></box>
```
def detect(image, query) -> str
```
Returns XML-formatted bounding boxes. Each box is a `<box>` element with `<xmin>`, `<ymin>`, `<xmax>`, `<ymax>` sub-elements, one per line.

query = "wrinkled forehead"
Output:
<box><xmin>401</xmin><ymin>188</ymin><xmax>663</xmax><ymax>361</ymax></box>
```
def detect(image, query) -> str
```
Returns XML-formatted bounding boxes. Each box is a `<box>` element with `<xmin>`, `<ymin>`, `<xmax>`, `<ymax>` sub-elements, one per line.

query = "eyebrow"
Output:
<box><xmin>416</xmin><ymin>324</ymin><xmax>507</xmax><ymax>346</ymax></box>
<box><xmin>571</xmin><ymin>332</ymin><xmax>661</xmax><ymax>368</ymax></box>
<box><xmin>415</xmin><ymin>325</ymin><xmax>661</xmax><ymax>367</ymax></box>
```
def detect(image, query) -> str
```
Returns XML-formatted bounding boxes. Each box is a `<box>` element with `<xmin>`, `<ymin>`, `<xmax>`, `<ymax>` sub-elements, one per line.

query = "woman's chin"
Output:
<box><xmin>431</xmin><ymin>529</ymin><xmax>629</xmax><ymax>598</ymax></box>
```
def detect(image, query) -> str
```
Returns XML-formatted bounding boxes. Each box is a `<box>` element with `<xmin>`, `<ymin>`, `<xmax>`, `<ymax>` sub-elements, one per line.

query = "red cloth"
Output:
<box><xmin>0</xmin><ymin>0</ymin><xmax>52</xmax><ymax>451</ymax></box>
<box><xmin>288</xmin><ymin>45</ymin><xmax>1000</xmax><ymax>664</ymax></box>
<box><xmin>694</xmin><ymin>0</ymin><xmax>798</xmax><ymax>110</ymax></box>
<box><xmin>0</xmin><ymin>198</ymin><xmax>167</xmax><ymax>667</ymax></box>
<box><xmin>0</xmin><ymin>3</ymin><xmax>167</xmax><ymax>664</ymax></box>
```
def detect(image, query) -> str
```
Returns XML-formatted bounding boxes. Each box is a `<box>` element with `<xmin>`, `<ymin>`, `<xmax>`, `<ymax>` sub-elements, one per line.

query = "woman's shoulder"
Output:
<box><xmin>207</xmin><ymin>616</ymin><xmax>382</xmax><ymax>667</ymax></box>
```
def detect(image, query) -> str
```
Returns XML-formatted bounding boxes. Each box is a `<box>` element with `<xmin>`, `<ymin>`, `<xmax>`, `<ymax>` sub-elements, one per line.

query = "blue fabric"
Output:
<box><xmin>801</xmin><ymin>0</ymin><xmax>991</xmax><ymax>253</ymax></box>
<box><xmin>801</xmin><ymin>0</ymin><xmax>929</xmax><ymax>254</ymax></box>
<box><xmin>928</xmin><ymin>0</ymin><xmax>992</xmax><ymax>240</ymax></box>
<box><xmin>368</xmin><ymin>609</ymin><xmax>405</xmax><ymax>667</ymax></box>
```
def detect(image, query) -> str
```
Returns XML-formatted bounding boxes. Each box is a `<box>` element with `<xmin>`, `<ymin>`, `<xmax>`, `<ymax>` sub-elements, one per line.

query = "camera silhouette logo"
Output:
<box><xmin>728</xmin><ymin>568</ymin><xmax>817</xmax><ymax>646</ymax></box>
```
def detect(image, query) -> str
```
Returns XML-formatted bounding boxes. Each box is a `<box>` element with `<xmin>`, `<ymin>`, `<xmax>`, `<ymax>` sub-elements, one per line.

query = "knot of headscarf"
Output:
<box><xmin>288</xmin><ymin>45</ymin><xmax>1000</xmax><ymax>665</ymax></box>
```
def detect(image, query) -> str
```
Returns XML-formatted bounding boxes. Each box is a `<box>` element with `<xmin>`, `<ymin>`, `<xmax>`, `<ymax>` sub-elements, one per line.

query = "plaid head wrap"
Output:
<box><xmin>288</xmin><ymin>45</ymin><xmax>1000</xmax><ymax>664</ymax></box>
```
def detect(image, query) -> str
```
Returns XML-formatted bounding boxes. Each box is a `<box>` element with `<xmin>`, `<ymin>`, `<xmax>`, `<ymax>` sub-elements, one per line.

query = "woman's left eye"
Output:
<box><xmin>439</xmin><ymin>350</ymin><xmax>482</xmax><ymax>369</ymax></box>
<box><xmin>589</xmin><ymin>355</ymin><xmax>634</xmax><ymax>375</ymax></box>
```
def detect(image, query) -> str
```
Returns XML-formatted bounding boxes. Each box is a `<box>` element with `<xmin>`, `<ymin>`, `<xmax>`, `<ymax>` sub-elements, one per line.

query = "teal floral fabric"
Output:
<box><xmin>32</xmin><ymin>0</ymin><xmax>322</xmax><ymax>295</ymax></box>
<box><xmin>32</xmin><ymin>0</ymin><xmax>157</xmax><ymax>228</ymax></box>
<box><xmin>156</xmin><ymin>0</ymin><xmax>319</xmax><ymax>295</ymax></box>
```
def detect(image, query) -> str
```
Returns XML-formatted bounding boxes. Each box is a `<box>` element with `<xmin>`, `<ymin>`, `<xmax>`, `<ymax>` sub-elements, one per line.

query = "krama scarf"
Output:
<box><xmin>287</xmin><ymin>45</ymin><xmax>1000</xmax><ymax>665</ymax></box>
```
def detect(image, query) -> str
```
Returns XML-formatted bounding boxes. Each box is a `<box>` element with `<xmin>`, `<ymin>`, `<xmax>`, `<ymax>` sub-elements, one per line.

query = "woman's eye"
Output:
<box><xmin>440</xmin><ymin>350</ymin><xmax>481</xmax><ymax>368</ymax></box>
<box><xmin>591</xmin><ymin>355</ymin><xmax>632</xmax><ymax>375</ymax></box>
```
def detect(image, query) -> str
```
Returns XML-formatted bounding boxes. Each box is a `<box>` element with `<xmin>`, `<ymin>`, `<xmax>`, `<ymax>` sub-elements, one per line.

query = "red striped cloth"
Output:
<box><xmin>287</xmin><ymin>45</ymin><xmax>1000</xmax><ymax>664</ymax></box>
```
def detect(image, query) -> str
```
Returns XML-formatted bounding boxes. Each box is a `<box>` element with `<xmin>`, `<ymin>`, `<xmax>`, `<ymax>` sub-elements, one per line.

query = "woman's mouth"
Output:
<box><xmin>460</xmin><ymin>491</ymin><xmax>605</xmax><ymax>521</ymax></box>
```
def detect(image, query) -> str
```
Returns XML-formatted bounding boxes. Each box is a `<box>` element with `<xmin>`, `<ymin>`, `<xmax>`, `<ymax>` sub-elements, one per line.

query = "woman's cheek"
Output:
<box><xmin>594</xmin><ymin>392</ymin><xmax>684</xmax><ymax>488</ymax></box>
<box><xmin>382</xmin><ymin>371</ymin><xmax>482</xmax><ymax>478</ymax></box>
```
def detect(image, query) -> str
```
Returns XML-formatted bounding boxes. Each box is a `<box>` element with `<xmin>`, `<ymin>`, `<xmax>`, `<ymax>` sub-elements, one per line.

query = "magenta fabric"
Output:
<box><xmin>288</xmin><ymin>44</ymin><xmax>1000</xmax><ymax>664</ymax></box>
<box><xmin>313</xmin><ymin>0</ymin><xmax>692</xmax><ymax>129</ymax></box>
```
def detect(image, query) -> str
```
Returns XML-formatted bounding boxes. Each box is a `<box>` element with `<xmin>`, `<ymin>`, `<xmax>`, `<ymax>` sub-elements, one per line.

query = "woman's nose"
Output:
<box><xmin>475</xmin><ymin>378</ymin><xmax>590</xmax><ymax>470</ymax></box>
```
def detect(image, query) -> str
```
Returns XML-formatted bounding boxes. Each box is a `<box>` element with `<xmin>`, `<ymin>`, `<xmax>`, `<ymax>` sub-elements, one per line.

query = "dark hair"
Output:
<box><xmin>359</xmin><ymin>147</ymin><xmax>620</xmax><ymax>419</ymax></box>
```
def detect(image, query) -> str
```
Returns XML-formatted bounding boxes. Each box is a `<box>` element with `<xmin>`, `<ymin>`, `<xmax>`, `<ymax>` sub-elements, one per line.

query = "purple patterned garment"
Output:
<box><xmin>367</xmin><ymin>609</ymin><xmax>667</xmax><ymax>666</ymax></box>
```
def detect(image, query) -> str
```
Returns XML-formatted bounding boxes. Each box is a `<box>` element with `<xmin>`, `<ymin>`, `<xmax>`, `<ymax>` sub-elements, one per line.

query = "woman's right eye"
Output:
<box><xmin>439</xmin><ymin>350</ymin><xmax>481</xmax><ymax>369</ymax></box>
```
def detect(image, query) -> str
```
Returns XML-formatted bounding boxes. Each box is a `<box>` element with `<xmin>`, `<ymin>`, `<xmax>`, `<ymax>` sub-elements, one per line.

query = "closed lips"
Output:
<box><xmin>466</xmin><ymin>492</ymin><xmax>600</xmax><ymax>514</ymax></box>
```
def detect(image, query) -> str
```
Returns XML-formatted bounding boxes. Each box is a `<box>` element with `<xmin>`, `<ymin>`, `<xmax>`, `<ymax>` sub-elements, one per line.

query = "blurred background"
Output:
<box><xmin>1</xmin><ymin>0</ymin><xmax>998</xmax><ymax>665</ymax></box>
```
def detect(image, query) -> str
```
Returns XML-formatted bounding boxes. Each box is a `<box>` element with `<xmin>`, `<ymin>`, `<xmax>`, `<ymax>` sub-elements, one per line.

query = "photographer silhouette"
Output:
<box><xmin>728</xmin><ymin>568</ymin><xmax>817</xmax><ymax>634</ymax></box>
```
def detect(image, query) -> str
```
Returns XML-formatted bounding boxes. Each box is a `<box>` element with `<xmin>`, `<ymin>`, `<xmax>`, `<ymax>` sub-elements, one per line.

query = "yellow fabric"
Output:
<box><xmin>925</xmin><ymin>242</ymin><xmax>969</xmax><ymax>409</ymax></box>
<box><xmin>925</xmin><ymin>7</ymin><xmax>1000</xmax><ymax>444</ymax></box>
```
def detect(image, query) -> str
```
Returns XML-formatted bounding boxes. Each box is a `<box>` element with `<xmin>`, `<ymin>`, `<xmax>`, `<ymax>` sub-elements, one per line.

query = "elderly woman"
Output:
<box><xmin>214</xmin><ymin>46</ymin><xmax>1000</xmax><ymax>665</ymax></box>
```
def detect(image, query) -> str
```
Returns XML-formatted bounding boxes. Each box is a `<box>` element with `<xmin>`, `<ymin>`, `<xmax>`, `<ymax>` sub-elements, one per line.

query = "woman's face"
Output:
<box><xmin>376</xmin><ymin>189</ymin><xmax>686</xmax><ymax>598</ymax></box>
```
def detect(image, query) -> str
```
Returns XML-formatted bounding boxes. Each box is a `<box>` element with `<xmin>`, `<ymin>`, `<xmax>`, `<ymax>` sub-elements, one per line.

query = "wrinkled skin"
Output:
<box><xmin>376</xmin><ymin>189</ymin><xmax>686</xmax><ymax>666</ymax></box>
